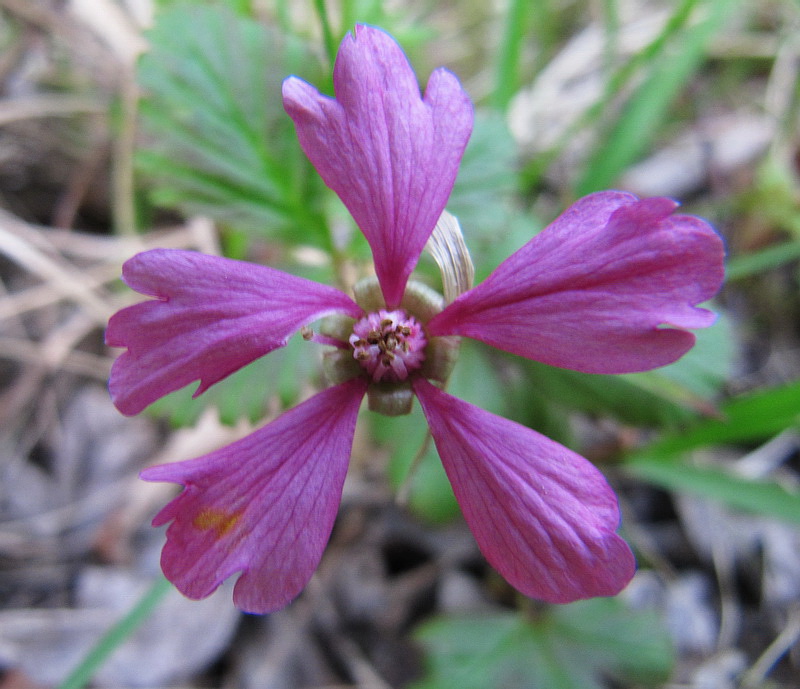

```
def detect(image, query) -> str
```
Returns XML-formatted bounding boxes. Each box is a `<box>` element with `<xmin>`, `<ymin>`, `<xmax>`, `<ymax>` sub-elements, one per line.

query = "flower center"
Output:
<box><xmin>349</xmin><ymin>309</ymin><xmax>427</xmax><ymax>383</ymax></box>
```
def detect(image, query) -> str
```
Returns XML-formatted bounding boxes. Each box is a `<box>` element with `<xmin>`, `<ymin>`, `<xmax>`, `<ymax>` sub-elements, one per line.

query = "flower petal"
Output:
<box><xmin>413</xmin><ymin>378</ymin><xmax>636</xmax><ymax>603</ymax></box>
<box><xmin>106</xmin><ymin>249</ymin><xmax>361</xmax><ymax>415</ymax></box>
<box><xmin>282</xmin><ymin>25</ymin><xmax>473</xmax><ymax>307</ymax></box>
<box><xmin>427</xmin><ymin>192</ymin><xmax>725</xmax><ymax>373</ymax></box>
<box><xmin>140</xmin><ymin>378</ymin><xmax>367</xmax><ymax>614</ymax></box>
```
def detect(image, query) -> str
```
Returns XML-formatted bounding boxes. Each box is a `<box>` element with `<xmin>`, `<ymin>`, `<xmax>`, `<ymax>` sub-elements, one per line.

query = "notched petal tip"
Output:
<box><xmin>429</xmin><ymin>192</ymin><xmax>726</xmax><ymax>374</ymax></box>
<box><xmin>283</xmin><ymin>25</ymin><xmax>473</xmax><ymax>308</ymax></box>
<box><xmin>106</xmin><ymin>249</ymin><xmax>360</xmax><ymax>416</ymax></box>
<box><xmin>610</xmin><ymin>194</ymin><xmax>678</xmax><ymax>224</ymax></box>
<box><xmin>139</xmin><ymin>379</ymin><xmax>367</xmax><ymax>614</ymax></box>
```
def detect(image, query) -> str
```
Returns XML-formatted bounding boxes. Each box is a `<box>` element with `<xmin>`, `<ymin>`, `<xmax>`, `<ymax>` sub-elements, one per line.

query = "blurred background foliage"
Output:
<box><xmin>2</xmin><ymin>0</ymin><xmax>800</xmax><ymax>687</ymax></box>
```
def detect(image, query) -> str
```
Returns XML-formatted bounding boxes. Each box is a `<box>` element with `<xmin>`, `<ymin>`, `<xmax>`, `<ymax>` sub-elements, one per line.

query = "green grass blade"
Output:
<box><xmin>520</xmin><ymin>0</ymin><xmax>700</xmax><ymax>190</ymax></box>
<box><xmin>641</xmin><ymin>380</ymin><xmax>800</xmax><ymax>455</ymax></box>
<box><xmin>628</xmin><ymin>460</ymin><xmax>800</xmax><ymax>523</ymax></box>
<box><xmin>58</xmin><ymin>576</ymin><xmax>173</xmax><ymax>689</ymax></box>
<box><xmin>600</xmin><ymin>0</ymin><xmax>620</xmax><ymax>73</ymax></box>
<box><xmin>492</xmin><ymin>0</ymin><xmax>530</xmax><ymax>109</ymax></box>
<box><xmin>624</xmin><ymin>380</ymin><xmax>800</xmax><ymax>522</ymax></box>
<box><xmin>726</xmin><ymin>241</ymin><xmax>800</xmax><ymax>280</ymax></box>
<box><xmin>314</xmin><ymin>0</ymin><xmax>337</xmax><ymax>66</ymax></box>
<box><xmin>575</xmin><ymin>0</ymin><xmax>739</xmax><ymax>195</ymax></box>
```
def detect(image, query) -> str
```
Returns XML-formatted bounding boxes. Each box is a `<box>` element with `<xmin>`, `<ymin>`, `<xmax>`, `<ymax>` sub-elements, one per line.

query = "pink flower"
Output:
<box><xmin>106</xmin><ymin>25</ymin><xmax>725</xmax><ymax>613</ymax></box>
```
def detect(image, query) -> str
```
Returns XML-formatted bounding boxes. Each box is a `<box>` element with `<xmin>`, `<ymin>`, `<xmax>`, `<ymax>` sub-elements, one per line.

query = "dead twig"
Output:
<box><xmin>741</xmin><ymin>609</ymin><xmax>800</xmax><ymax>688</ymax></box>
<box><xmin>0</xmin><ymin>95</ymin><xmax>106</xmax><ymax>126</ymax></box>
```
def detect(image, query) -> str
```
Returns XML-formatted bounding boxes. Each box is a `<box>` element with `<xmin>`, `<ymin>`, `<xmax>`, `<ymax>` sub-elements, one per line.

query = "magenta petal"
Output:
<box><xmin>413</xmin><ymin>379</ymin><xmax>635</xmax><ymax>603</ymax></box>
<box><xmin>140</xmin><ymin>378</ymin><xmax>367</xmax><ymax>614</ymax></box>
<box><xmin>105</xmin><ymin>249</ymin><xmax>361</xmax><ymax>415</ymax></box>
<box><xmin>428</xmin><ymin>192</ymin><xmax>726</xmax><ymax>373</ymax></box>
<box><xmin>282</xmin><ymin>25</ymin><xmax>473</xmax><ymax>307</ymax></box>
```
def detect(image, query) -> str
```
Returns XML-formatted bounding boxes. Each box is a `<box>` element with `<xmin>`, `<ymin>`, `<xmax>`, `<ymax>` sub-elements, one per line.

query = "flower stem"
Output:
<box><xmin>396</xmin><ymin>429</ymin><xmax>434</xmax><ymax>506</ymax></box>
<box><xmin>57</xmin><ymin>575</ymin><xmax>173</xmax><ymax>689</ymax></box>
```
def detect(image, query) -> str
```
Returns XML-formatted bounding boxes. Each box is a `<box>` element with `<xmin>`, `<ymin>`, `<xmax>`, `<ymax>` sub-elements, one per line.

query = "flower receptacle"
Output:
<box><xmin>366</xmin><ymin>381</ymin><xmax>414</xmax><ymax>416</ymax></box>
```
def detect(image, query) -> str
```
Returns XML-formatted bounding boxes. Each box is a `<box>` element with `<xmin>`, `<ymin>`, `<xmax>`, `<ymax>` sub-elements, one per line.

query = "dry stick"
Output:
<box><xmin>0</xmin><ymin>311</ymin><xmax>107</xmax><ymax>427</ymax></box>
<box><xmin>615</xmin><ymin>490</ymin><xmax>678</xmax><ymax>580</ymax></box>
<box><xmin>741</xmin><ymin>609</ymin><xmax>800</xmax><ymax>688</ymax></box>
<box><xmin>0</xmin><ymin>216</ymin><xmax>113</xmax><ymax>324</ymax></box>
<box><xmin>764</xmin><ymin>23</ymin><xmax>800</xmax><ymax>160</ymax></box>
<box><xmin>0</xmin><ymin>216</ymin><xmax>221</xmax><ymax>322</ymax></box>
<box><xmin>312</xmin><ymin>574</ymin><xmax>395</xmax><ymax>688</ymax></box>
<box><xmin>0</xmin><ymin>262</ymin><xmax>125</xmax><ymax>321</ymax></box>
<box><xmin>711</xmin><ymin>534</ymin><xmax>740</xmax><ymax>652</ymax></box>
<box><xmin>112</xmin><ymin>68</ymin><xmax>139</xmax><ymax>237</ymax></box>
<box><xmin>395</xmin><ymin>430</ymin><xmax>434</xmax><ymax>508</ymax></box>
<box><xmin>0</xmin><ymin>220</ymin><xmax>214</xmax><ymax>425</ymax></box>
<box><xmin>0</xmin><ymin>274</ymin><xmax>36</xmax><ymax>425</ymax></box>
<box><xmin>0</xmin><ymin>213</ymin><xmax>119</xmax><ymax>425</ymax></box>
<box><xmin>67</xmin><ymin>0</ymin><xmax>148</xmax><ymax>65</ymax></box>
<box><xmin>18</xmin><ymin>221</ymin><xmax>202</xmax><ymax>259</ymax></box>
<box><xmin>185</xmin><ymin>215</ymin><xmax>223</xmax><ymax>256</ymax></box>
<box><xmin>733</xmin><ymin>428</ymin><xmax>800</xmax><ymax>479</ymax></box>
<box><xmin>0</xmin><ymin>214</ymin><xmax>218</xmax><ymax>323</ymax></box>
<box><xmin>52</xmin><ymin>135</ymin><xmax>111</xmax><ymax>229</ymax></box>
<box><xmin>0</xmin><ymin>95</ymin><xmax>106</xmax><ymax>125</ymax></box>
<box><xmin>0</xmin><ymin>474</ymin><xmax>136</xmax><ymax>546</ymax></box>
<box><xmin>0</xmin><ymin>267</ymin><xmax>31</xmax><ymax>337</ymax></box>
<box><xmin>66</xmin><ymin>0</ymin><xmax>147</xmax><ymax>238</ymax></box>
<box><xmin>0</xmin><ymin>337</ymin><xmax>111</xmax><ymax>380</ymax></box>
<box><xmin>0</xmin><ymin>0</ymin><xmax>65</xmax><ymax>31</ymax></box>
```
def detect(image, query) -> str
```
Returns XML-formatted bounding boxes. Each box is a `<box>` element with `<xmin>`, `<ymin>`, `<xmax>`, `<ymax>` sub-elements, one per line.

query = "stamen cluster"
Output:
<box><xmin>349</xmin><ymin>309</ymin><xmax>426</xmax><ymax>382</ymax></box>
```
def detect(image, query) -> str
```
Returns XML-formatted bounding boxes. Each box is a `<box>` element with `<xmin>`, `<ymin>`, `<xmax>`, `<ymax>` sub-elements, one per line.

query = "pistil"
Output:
<box><xmin>350</xmin><ymin>310</ymin><xmax>426</xmax><ymax>382</ymax></box>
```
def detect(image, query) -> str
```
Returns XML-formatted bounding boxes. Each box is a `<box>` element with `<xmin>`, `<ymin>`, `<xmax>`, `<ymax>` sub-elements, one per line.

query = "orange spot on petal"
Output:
<box><xmin>193</xmin><ymin>508</ymin><xmax>241</xmax><ymax>537</ymax></box>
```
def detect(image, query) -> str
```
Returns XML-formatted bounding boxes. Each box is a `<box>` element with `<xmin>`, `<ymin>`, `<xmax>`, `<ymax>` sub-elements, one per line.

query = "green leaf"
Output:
<box><xmin>624</xmin><ymin>380</ymin><xmax>800</xmax><ymax>522</ymax></box>
<box><xmin>535</xmin><ymin>308</ymin><xmax>729</xmax><ymax>437</ymax></box>
<box><xmin>491</xmin><ymin>0</ymin><xmax>532</xmax><ymax>109</ymax></box>
<box><xmin>552</xmin><ymin>598</ymin><xmax>674</xmax><ymax>684</ymax></box>
<box><xmin>378</xmin><ymin>340</ymin><xmax>511</xmax><ymax>524</ymax></box>
<box><xmin>469</xmin><ymin>212</ymin><xmax>541</xmax><ymax>285</ymax></box>
<box><xmin>524</xmin><ymin>361</ymin><xmax>697</xmax><ymax>430</ymax></box>
<box><xmin>446</xmin><ymin>339</ymin><xmax>509</xmax><ymax>415</ymax></box>
<box><xmin>726</xmin><ymin>240</ymin><xmax>800</xmax><ymax>281</ymax></box>
<box><xmin>147</xmin><ymin>333</ymin><xmax>315</xmax><ymax>428</ymax></box>
<box><xmin>448</xmin><ymin>111</ymin><xmax>521</xmax><ymax>268</ymax></box>
<box><xmin>312</xmin><ymin>0</ymin><xmax>337</xmax><ymax>65</ymax></box>
<box><xmin>136</xmin><ymin>4</ymin><xmax>328</xmax><ymax>244</ymax></box>
<box><xmin>413</xmin><ymin>599</ymin><xmax>672</xmax><ymax>689</ymax></box>
<box><xmin>375</xmin><ymin>406</ymin><xmax>460</xmax><ymax>524</ymax></box>
<box><xmin>636</xmin><ymin>379</ymin><xmax>800</xmax><ymax>455</ymax></box>
<box><xmin>405</xmin><ymin>440</ymin><xmax>460</xmax><ymax>524</ymax></box>
<box><xmin>628</xmin><ymin>460</ymin><xmax>800</xmax><ymax>524</ymax></box>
